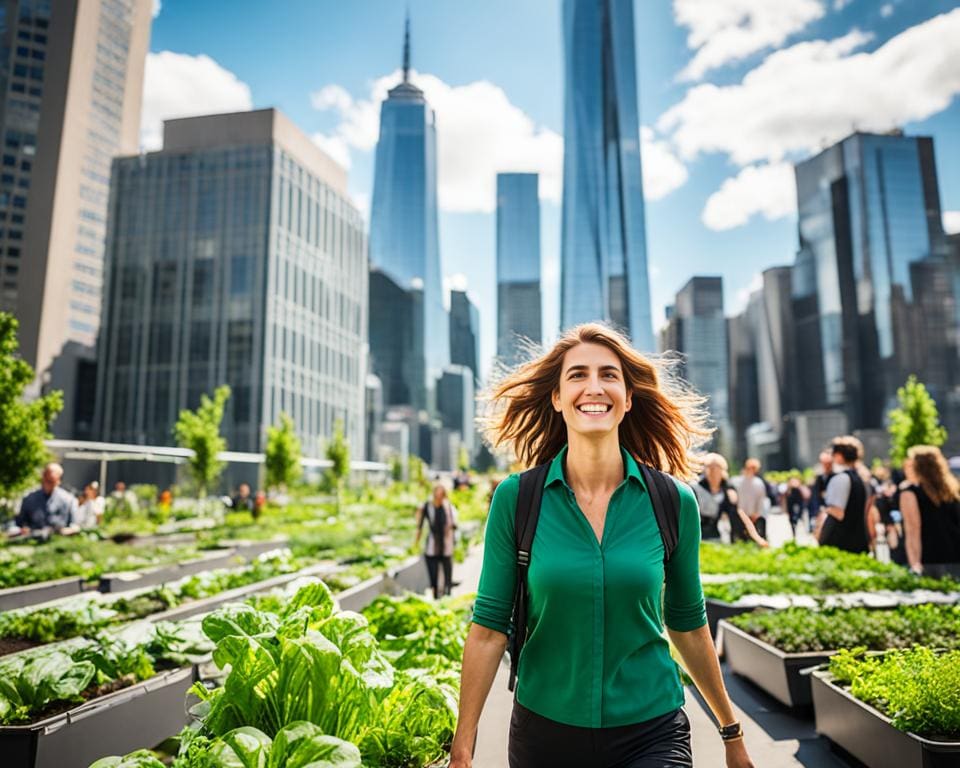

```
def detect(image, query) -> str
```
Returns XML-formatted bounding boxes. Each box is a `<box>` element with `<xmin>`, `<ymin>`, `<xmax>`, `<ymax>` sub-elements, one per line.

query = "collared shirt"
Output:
<box><xmin>15</xmin><ymin>487</ymin><xmax>78</xmax><ymax>530</ymax></box>
<box><xmin>472</xmin><ymin>445</ymin><xmax>706</xmax><ymax>728</ymax></box>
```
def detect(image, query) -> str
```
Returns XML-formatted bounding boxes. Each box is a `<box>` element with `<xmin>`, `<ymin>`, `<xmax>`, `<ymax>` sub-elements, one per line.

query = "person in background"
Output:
<box><xmin>111</xmin><ymin>481</ymin><xmax>139</xmax><ymax>516</ymax></box>
<box><xmin>873</xmin><ymin>466</ymin><xmax>906</xmax><ymax>566</ymax></box>
<box><xmin>781</xmin><ymin>475</ymin><xmax>810</xmax><ymax>540</ymax></box>
<box><xmin>899</xmin><ymin>445</ymin><xmax>960</xmax><ymax>579</ymax></box>
<box><xmin>692</xmin><ymin>454</ymin><xmax>741</xmax><ymax>542</ymax></box>
<box><xmin>737</xmin><ymin>458</ymin><xmax>768</xmax><ymax>539</ymax></box>
<box><xmin>253</xmin><ymin>490</ymin><xmax>267</xmax><ymax>520</ymax></box>
<box><xmin>414</xmin><ymin>482</ymin><xmax>459</xmax><ymax>599</ymax></box>
<box><xmin>231</xmin><ymin>482</ymin><xmax>255</xmax><ymax>514</ymax></box>
<box><xmin>816</xmin><ymin>436</ymin><xmax>870</xmax><ymax>553</ymax></box>
<box><xmin>11</xmin><ymin>463</ymin><xmax>79</xmax><ymax>536</ymax></box>
<box><xmin>75</xmin><ymin>481</ymin><xmax>104</xmax><ymax>529</ymax></box>
<box><xmin>809</xmin><ymin>451</ymin><xmax>833</xmax><ymax>531</ymax></box>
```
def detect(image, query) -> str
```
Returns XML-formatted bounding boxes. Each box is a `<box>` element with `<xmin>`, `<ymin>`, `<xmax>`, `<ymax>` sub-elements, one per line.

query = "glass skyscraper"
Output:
<box><xmin>368</xmin><ymin>21</ymin><xmax>447</xmax><ymax>413</ymax></box>
<box><xmin>449</xmin><ymin>288</ymin><xmax>480</xmax><ymax>384</ymax></box>
<box><xmin>496</xmin><ymin>172</ymin><xmax>541</xmax><ymax>365</ymax></box>
<box><xmin>794</xmin><ymin>131</ymin><xmax>952</xmax><ymax>428</ymax></box>
<box><xmin>560</xmin><ymin>0</ymin><xmax>653</xmax><ymax>351</ymax></box>
<box><xmin>96</xmin><ymin>109</ymin><xmax>368</xmax><ymax>459</ymax></box>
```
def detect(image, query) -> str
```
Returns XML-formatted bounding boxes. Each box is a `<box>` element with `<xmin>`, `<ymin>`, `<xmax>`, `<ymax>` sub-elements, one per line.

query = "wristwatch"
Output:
<box><xmin>718</xmin><ymin>722</ymin><xmax>743</xmax><ymax>741</ymax></box>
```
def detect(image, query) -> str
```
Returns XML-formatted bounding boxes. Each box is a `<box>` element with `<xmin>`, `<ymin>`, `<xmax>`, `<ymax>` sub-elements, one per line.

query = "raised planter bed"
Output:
<box><xmin>811</xmin><ymin>669</ymin><xmax>960</xmax><ymax>768</ymax></box>
<box><xmin>719</xmin><ymin>620</ymin><xmax>831</xmax><ymax>707</ymax></box>
<box><xmin>389</xmin><ymin>555</ymin><xmax>431</xmax><ymax>594</ymax></box>
<box><xmin>706</xmin><ymin>598</ymin><xmax>754</xmax><ymax>640</ymax></box>
<box><xmin>337</xmin><ymin>572</ymin><xmax>388</xmax><ymax>613</ymax></box>
<box><xmin>0</xmin><ymin>665</ymin><xmax>197</xmax><ymax>768</ymax></box>
<box><xmin>216</xmin><ymin>537</ymin><xmax>289</xmax><ymax>561</ymax></box>
<box><xmin>0</xmin><ymin>577</ymin><xmax>84</xmax><ymax>612</ymax></box>
<box><xmin>97</xmin><ymin>549</ymin><xmax>237</xmax><ymax>593</ymax></box>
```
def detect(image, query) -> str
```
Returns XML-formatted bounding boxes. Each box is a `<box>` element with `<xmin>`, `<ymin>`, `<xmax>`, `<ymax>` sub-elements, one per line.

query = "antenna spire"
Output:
<box><xmin>402</xmin><ymin>12</ymin><xmax>411</xmax><ymax>84</ymax></box>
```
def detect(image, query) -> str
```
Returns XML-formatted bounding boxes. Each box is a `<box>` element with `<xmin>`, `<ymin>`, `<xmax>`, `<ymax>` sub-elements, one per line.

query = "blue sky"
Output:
<box><xmin>146</xmin><ymin>0</ymin><xmax>960</xmax><ymax>374</ymax></box>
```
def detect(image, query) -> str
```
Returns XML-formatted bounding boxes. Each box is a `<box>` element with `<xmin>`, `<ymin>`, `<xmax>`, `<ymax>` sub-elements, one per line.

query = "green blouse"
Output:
<box><xmin>472</xmin><ymin>445</ymin><xmax>706</xmax><ymax>728</ymax></box>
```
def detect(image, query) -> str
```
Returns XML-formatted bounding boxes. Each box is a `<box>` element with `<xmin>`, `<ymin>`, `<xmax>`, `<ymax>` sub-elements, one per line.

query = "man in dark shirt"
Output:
<box><xmin>231</xmin><ymin>482</ymin><xmax>255</xmax><ymax>513</ymax></box>
<box><xmin>817</xmin><ymin>437</ymin><xmax>869</xmax><ymax>553</ymax></box>
<box><xmin>12</xmin><ymin>463</ymin><xmax>79</xmax><ymax>536</ymax></box>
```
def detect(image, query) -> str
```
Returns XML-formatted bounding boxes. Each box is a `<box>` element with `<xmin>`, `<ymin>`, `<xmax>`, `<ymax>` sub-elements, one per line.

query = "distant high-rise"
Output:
<box><xmin>96</xmin><ymin>110</ymin><xmax>367</xmax><ymax>459</ymax></box>
<box><xmin>662</xmin><ymin>277</ymin><xmax>728</xmax><ymax>447</ymax></box>
<box><xmin>794</xmin><ymin>131</ymin><xmax>953</xmax><ymax>429</ymax></box>
<box><xmin>449</xmin><ymin>289</ymin><xmax>480</xmax><ymax>384</ymax></box>
<box><xmin>0</xmin><ymin>0</ymin><xmax>151</xmax><ymax>435</ymax></box>
<box><xmin>368</xmin><ymin>18</ymin><xmax>447</xmax><ymax>412</ymax></box>
<box><xmin>496</xmin><ymin>172</ymin><xmax>541</xmax><ymax>365</ymax></box>
<box><xmin>560</xmin><ymin>0</ymin><xmax>653</xmax><ymax>350</ymax></box>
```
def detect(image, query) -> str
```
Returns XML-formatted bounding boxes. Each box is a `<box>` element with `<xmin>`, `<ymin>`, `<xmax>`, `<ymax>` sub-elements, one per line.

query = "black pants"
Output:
<box><xmin>424</xmin><ymin>554</ymin><xmax>452</xmax><ymax>598</ymax></box>
<box><xmin>509</xmin><ymin>703</ymin><xmax>692</xmax><ymax>768</ymax></box>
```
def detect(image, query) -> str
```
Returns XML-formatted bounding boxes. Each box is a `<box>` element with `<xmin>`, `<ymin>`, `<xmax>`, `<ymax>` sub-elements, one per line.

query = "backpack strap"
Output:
<box><xmin>508</xmin><ymin>463</ymin><xmax>549</xmax><ymax>692</ymax></box>
<box><xmin>639</xmin><ymin>464</ymin><xmax>680</xmax><ymax>562</ymax></box>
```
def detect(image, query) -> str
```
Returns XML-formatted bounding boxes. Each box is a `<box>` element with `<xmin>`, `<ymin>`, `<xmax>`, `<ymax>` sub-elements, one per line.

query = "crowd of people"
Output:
<box><xmin>691</xmin><ymin>436</ymin><xmax>960</xmax><ymax>577</ymax></box>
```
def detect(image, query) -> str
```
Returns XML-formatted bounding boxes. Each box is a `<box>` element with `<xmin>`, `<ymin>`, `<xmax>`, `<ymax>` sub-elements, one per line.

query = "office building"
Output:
<box><xmin>450</xmin><ymin>288</ymin><xmax>480</xmax><ymax>384</ymax></box>
<box><xmin>496</xmin><ymin>172</ymin><xmax>541</xmax><ymax>365</ymax></box>
<box><xmin>662</xmin><ymin>277</ymin><xmax>728</xmax><ymax>448</ymax></box>
<box><xmin>0</xmin><ymin>0</ymin><xmax>151</xmax><ymax>436</ymax></box>
<box><xmin>368</xmin><ymin>19</ymin><xmax>447</xmax><ymax>413</ymax></box>
<box><xmin>436</xmin><ymin>364</ymin><xmax>475</xmax><ymax>460</ymax></box>
<box><xmin>95</xmin><ymin>109</ymin><xmax>367</xmax><ymax>460</ymax></box>
<box><xmin>560</xmin><ymin>0</ymin><xmax>653</xmax><ymax>350</ymax></box>
<box><xmin>727</xmin><ymin>313</ymin><xmax>759</xmax><ymax>462</ymax></box>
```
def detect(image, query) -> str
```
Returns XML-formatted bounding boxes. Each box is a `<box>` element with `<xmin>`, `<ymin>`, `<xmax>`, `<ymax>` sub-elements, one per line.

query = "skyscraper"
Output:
<box><xmin>496</xmin><ymin>172</ymin><xmax>541</xmax><ymax>365</ymax></box>
<box><xmin>449</xmin><ymin>288</ymin><xmax>480</xmax><ymax>384</ymax></box>
<box><xmin>0</xmin><ymin>0</ymin><xmax>151</xmax><ymax>435</ymax></box>
<box><xmin>560</xmin><ymin>0</ymin><xmax>653</xmax><ymax>350</ymax></box>
<box><xmin>368</xmin><ymin>18</ymin><xmax>447</xmax><ymax>413</ymax></box>
<box><xmin>794</xmin><ymin>131</ymin><xmax>953</xmax><ymax>429</ymax></box>
<box><xmin>96</xmin><ymin>109</ymin><xmax>368</xmax><ymax>459</ymax></box>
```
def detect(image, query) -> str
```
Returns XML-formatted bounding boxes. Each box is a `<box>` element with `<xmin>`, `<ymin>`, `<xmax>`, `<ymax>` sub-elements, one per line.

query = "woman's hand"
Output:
<box><xmin>725</xmin><ymin>737</ymin><xmax>755</xmax><ymax>767</ymax></box>
<box><xmin>448</xmin><ymin>750</ymin><xmax>472</xmax><ymax>768</ymax></box>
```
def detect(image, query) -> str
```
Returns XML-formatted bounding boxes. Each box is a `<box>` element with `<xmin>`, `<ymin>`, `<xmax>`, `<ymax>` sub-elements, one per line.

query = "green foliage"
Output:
<box><xmin>90</xmin><ymin>751</ymin><xmax>167</xmax><ymax>768</ymax></box>
<box><xmin>0</xmin><ymin>312</ymin><xmax>63</xmax><ymax>503</ymax></box>
<box><xmin>729</xmin><ymin>604</ymin><xmax>960</xmax><ymax>653</ymax></box>
<box><xmin>174</xmin><ymin>385</ymin><xmax>231</xmax><ymax>496</ymax></box>
<box><xmin>702</xmin><ymin>570</ymin><xmax>956</xmax><ymax>603</ymax></box>
<box><xmin>700</xmin><ymin>541</ymin><xmax>902</xmax><ymax>576</ymax></box>
<box><xmin>888</xmin><ymin>375</ymin><xmax>947</xmax><ymax>466</ymax></box>
<box><xmin>325</xmin><ymin>419</ymin><xmax>350</xmax><ymax>513</ymax></box>
<box><xmin>0</xmin><ymin>649</ymin><xmax>95</xmax><ymax>724</ymax></box>
<box><xmin>829</xmin><ymin>647</ymin><xmax>960</xmax><ymax>739</ymax></box>
<box><xmin>265</xmin><ymin>412</ymin><xmax>302</xmax><ymax>491</ymax></box>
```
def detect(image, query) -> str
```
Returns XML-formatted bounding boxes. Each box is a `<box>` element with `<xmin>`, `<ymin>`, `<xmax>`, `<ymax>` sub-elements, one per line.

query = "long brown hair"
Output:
<box><xmin>481</xmin><ymin>323</ymin><xmax>712</xmax><ymax>480</ymax></box>
<box><xmin>908</xmin><ymin>445</ymin><xmax>960</xmax><ymax>505</ymax></box>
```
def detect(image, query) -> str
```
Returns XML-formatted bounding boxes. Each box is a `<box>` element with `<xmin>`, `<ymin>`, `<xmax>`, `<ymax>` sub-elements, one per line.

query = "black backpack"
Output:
<box><xmin>507</xmin><ymin>462</ymin><xmax>681</xmax><ymax>691</ymax></box>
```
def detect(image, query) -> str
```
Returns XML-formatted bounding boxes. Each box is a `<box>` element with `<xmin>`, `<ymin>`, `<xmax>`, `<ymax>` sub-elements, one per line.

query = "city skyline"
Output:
<box><xmin>146</xmin><ymin>1</ymin><xmax>960</xmax><ymax>376</ymax></box>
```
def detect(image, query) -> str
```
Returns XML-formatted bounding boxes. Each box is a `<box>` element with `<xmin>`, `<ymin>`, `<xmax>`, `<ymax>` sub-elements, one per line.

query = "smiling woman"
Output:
<box><xmin>448</xmin><ymin>323</ymin><xmax>756</xmax><ymax>768</ymax></box>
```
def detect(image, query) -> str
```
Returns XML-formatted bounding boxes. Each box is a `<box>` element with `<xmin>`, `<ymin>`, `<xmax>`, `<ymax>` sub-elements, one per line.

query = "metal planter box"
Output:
<box><xmin>719</xmin><ymin>620</ymin><xmax>832</xmax><ymax>708</ymax></box>
<box><xmin>811</xmin><ymin>670</ymin><xmax>960</xmax><ymax>768</ymax></box>
<box><xmin>98</xmin><ymin>550</ymin><xmax>238</xmax><ymax>593</ymax></box>
<box><xmin>705</xmin><ymin>598</ymin><xmax>755</xmax><ymax>640</ymax></box>
<box><xmin>0</xmin><ymin>577</ymin><xmax>84</xmax><ymax>612</ymax></box>
<box><xmin>389</xmin><ymin>556</ymin><xmax>430</xmax><ymax>594</ymax></box>
<box><xmin>0</xmin><ymin>665</ymin><xmax>197</xmax><ymax>768</ymax></box>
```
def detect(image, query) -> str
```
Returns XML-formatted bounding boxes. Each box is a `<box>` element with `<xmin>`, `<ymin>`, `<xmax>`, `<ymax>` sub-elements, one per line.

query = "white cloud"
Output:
<box><xmin>880</xmin><ymin>3</ymin><xmax>894</xmax><ymax>18</ymax></box>
<box><xmin>351</xmin><ymin>191</ymin><xmax>370</xmax><ymax>222</ymax></box>
<box><xmin>641</xmin><ymin>127</ymin><xmax>689</xmax><ymax>201</ymax></box>
<box><xmin>310</xmin><ymin>133</ymin><xmax>351</xmax><ymax>170</ymax></box>
<box><xmin>674</xmin><ymin>0</ymin><xmax>826</xmax><ymax>81</ymax></box>
<box><xmin>659</xmin><ymin>11</ymin><xmax>960</xmax><ymax>167</ymax></box>
<box><xmin>152</xmin><ymin>0</ymin><xmax>161</xmax><ymax>18</ymax></box>
<box><xmin>312</xmin><ymin>70</ymin><xmax>562</xmax><ymax>213</ymax></box>
<box><xmin>833</xmin><ymin>0</ymin><xmax>854</xmax><ymax>10</ymax></box>
<box><xmin>944</xmin><ymin>211</ymin><xmax>960</xmax><ymax>235</ymax></box>
<box><xmin>702</xmin><ymin>162</ymin><xmax>797</xmax><ymax>231</ymax></box>
<box><xmin>140</xmin><ymin>52</ymin><xmax>253</xmax><ymax>150</ymax></box>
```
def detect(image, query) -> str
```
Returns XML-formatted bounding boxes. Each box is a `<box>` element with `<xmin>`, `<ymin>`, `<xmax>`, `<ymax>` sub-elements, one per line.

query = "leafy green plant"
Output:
<box><xmin>729</xmin><ymin>604</ymin><xmax>960</xmax><ymax>653</ymax></box>
<box><xmin>266</xmin><ymin>412</ymin><xmax>303</xmax><ymax>492</ymax></box>
<box><xmin>888</xmin><ymin>375</ymin><xmax>947</xmax><ymax>466</ymax></box>
<box><xmin>700</xmin><ymin>541</ymin><xmax>902</xmax><ymax>577</ymax></box>
<box><xmin>828</xmin><ymin>647</ymin><xmax>960</xmax><ymax>739</ymax></box>
<box><xmin>173</xmin><ymin>385</ymin><xmax>231</xmax><ymax>497</ymax></box>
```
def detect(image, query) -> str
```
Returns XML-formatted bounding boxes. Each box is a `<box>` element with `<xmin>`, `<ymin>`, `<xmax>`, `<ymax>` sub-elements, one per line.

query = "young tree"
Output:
<box><xmin>265</xmin><ymin>411</ymin><xmax>302</xmax><ymax>491</ymax></box>
<box><xmin>325</xmin><ymin>418</ymin><xmax>350</xmax><ymax>512</ymax></box>
<box><xmin>0</xmin><ymin>313</ymin><xmax>63</xmax><ymax>504</ymax></box>
<box><xmin>173</xmin><ymin>385</ymin><xmax>231</xmax><ymax>497</ymax></box>
<box><xmin>888</xmin><ymin>375</ymin><xmax>947</xmax><ymax>466</ymax></box>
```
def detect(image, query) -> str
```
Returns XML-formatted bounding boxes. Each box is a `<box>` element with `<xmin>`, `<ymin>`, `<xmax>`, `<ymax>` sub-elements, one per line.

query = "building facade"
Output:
<box><xmin>449</xmin><ymin>288</ymin><xmax>480</xmax><ymax>385</ymax></box>
<box><xmin>560</xmin><ymin>0</ymin><xmax>653</xmax><ymax>351</ymax></box>
<box><xmin>95</xmin><ymin>109</ymin><xmax>367</xmax><ymax>459</ymax></box>
<box><xmin>436</xmin><ymin>363</ymin><xmax>475</xmax><ymax>462</ymax></box>
<box><xmin>368</xmin><ymin>21</ymin><xmax>447</xmax><ymax>413</ymax></box>
<box><xmin>662</xmin><ymin>277</ymin><xmax>729</xmax><ymax>449</ymax></box>
<box><xmin>0</xmin><ymin>0</ymin><xmax>150</xmax><ymax>435</ymax></box>
<box><xmin>496</xmin><ymin>172</ymin><xmax>541</xmax><ymax>366</ymax></box>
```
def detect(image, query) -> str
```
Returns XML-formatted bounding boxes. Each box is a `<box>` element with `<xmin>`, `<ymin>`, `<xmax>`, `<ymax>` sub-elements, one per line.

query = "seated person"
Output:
<box><xmin>12</xmin><ymin>463</ymin><xmax>79</xmax><ymax>536</ymax></box>
<box><xmin>231</xmin><ymin>482</ymin><xmax>255</xmax><ymax>513</ymax></box>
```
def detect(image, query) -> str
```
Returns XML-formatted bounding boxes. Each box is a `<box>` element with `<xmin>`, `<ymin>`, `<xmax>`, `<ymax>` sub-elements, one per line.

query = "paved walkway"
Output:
<box><xmin>450</xmin><ymin>518</ymin><xmax>856</xmax><ymax>768</ymax></box>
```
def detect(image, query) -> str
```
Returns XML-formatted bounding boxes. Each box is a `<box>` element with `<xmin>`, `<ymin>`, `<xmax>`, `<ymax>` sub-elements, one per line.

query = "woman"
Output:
<box><xmin>414</xmin><ymin>483</ymin><xmax>458</xmax><ymax>599</ymax></box>
<box><xmin>449</xmin><ymin>324</ymin><xmax>754</xmax><ymax>768</ymax></box>
<box><xmin>899</xmin><ymin>445</ymin><xmax>960</xmax><ymax>579</ymax></box>
<box><xmin>75</xmin><ymin>481</ymin><xmax>104</xmax><ymax>529</ymax></box>
<box><xmin>692</xmin><ymin>453</ymin><xmax>741</xmax><ymax>542</ymax></box>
